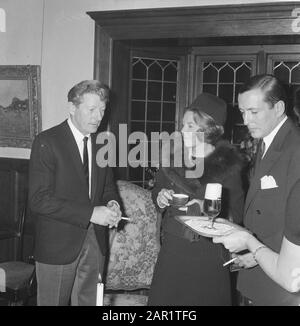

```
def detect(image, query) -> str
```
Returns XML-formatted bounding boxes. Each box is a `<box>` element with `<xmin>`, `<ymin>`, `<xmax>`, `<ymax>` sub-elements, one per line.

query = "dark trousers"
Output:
<box><xmin>36</xmin><ymin>224</ymin><xmax>105</xmax><ymax>306</ymax></box>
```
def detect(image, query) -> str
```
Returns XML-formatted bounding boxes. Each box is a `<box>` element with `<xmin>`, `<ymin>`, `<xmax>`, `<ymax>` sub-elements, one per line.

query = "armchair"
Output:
<box><xmin>105</xmin><ymin>180</ymin><xmax>160</xmax><ymax>300</ymax></box>
<box><xmin>0</xmin><ymin>207</ymin><xmax>36</xmax><ymax>305</ymax></box>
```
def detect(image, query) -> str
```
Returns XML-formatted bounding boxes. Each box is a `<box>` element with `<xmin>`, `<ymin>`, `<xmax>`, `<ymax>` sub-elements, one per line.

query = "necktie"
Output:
<box><xmin>253</xmin><ymin>140</ymin><xmax>265</xmax><ymax>177</ymax></box>
<box><xmin>83</xmin><ymin>136</ymin><xmax>89</xmax><ymax>187</ymax></box>
<box><xmin>258</xmin><ymin>140</ymin><xmax>265</xmax><ymax>161</ymax></box>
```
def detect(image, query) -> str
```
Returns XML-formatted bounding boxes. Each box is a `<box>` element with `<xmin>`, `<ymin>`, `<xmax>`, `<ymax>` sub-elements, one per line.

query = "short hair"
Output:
<box><xmin>238</xmin><ymin>74</ymin><xmax>287</xmax><ymax>108</ymax></box>
<box><xmin>185</xmin><ymin>107</ymin><xmax>224</xmax><ymax>145</ymax></box>
<box><xmin>67</xmin><ymin>80</ymin><xmax>110</xmax><ymax>106</ymax></box>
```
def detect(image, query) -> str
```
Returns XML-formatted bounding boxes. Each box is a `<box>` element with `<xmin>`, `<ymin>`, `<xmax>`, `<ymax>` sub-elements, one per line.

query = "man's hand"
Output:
<box><xmin>213</xmin><ymin>229</ymin><xmax>252</xmax><ymax>253</ymax></box>
<box><xmin>90</xmin><ymin>205</ymin><xmax>120</xmax><ymax>228</ymax></box>
<box><xmin>232</xmin><ymin>252</ymin><xmax>258</xmax><ymax>269</ymax></box>
<box><xmin>106</xmin><ymin>200</ymin><xmax>122</xmax><ymax>228</ymax></box>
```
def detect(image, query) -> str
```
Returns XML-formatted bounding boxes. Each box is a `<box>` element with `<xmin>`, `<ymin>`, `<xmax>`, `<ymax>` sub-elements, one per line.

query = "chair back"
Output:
<box><xmin>15</xmin><ymin>206</ymin><xmax>27</xmax><ymax>261</ymax></box>
<box><xmin>105</xmin><ymin>180</ymin><xmax>160</xmax><ymax>290</ymax></box>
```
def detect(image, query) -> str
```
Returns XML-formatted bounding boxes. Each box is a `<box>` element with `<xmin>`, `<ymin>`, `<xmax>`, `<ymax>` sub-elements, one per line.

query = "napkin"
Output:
<box><xmin>260</xmin><ymin>175</ymin><xmax>278</xmax><ymax>189</ymax></box>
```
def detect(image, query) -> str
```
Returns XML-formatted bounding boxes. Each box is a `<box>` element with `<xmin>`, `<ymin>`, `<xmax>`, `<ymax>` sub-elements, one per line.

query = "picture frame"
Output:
<box><xmin>0</xmin><ymin>65</ymin><xmax>41</xmax><ymax>148</ymax></box>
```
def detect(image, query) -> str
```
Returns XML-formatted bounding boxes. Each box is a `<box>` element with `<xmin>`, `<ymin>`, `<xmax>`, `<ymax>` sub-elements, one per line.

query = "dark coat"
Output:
<box><xmin>153</xmin><ymin>140</ymin><xmax>245</xmax><ymax>241</ymax></box>
<box><xmin>238</xmin><ymin>119</ymin><xmax>300</xmax><ymax>305</ymax></box>
<box><xmin>29</xmin><ymin>120</ymin><xmax>120</xmax><ymax>265</ymax></box>
<box><xmin>148</xmin><ymin>140</ymin><xmax>245</xmax><ymax>306</ymax></box>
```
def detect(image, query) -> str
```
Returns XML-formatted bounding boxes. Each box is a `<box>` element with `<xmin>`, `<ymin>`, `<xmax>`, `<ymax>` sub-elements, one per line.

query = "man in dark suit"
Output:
<box><xmin>214</xmin><ymin>74</ymin><xmax>300</xmax><ymax>305</ymax></box>
<box><xmin>29</xmin><ymin>80</ymin><xmax>122</xmax><ymax>306</ymax></box>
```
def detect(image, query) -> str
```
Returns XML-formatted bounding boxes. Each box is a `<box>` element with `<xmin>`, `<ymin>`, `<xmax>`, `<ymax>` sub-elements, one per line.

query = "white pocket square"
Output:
<box><xmin>260</xmin><ymin>175</ymin><xmax>278</xmax><ymax>189</ymax></box>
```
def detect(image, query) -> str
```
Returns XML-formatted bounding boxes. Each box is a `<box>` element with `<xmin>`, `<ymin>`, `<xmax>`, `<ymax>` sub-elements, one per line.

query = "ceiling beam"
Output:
<box><xmin>87</xmin><ymin>2</ymin><xmax>300</xmax><ymax>40</ymax></box>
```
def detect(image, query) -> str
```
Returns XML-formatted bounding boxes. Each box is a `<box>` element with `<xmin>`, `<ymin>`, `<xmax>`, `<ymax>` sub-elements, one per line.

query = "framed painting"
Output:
<box><xmin>0</xmin><ymin>65</ymin><xmax>41</xmax><ymax>148</ymax></box>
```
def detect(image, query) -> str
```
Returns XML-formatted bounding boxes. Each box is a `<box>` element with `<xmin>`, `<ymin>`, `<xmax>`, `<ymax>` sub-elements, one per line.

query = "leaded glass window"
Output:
<box><xmin>129</xmin><ymin>57</ymin><xmax>178</xmax><ymax>187</ymax></box>
<box><xmin>272</xmin><ymin>61</ymin><xmax>300</xmax><ymax>117</ymax></box>
<box><xmin>198</xmin><ymin>60</ymin><xmax>253</xmax><ymax>144</ymax></box>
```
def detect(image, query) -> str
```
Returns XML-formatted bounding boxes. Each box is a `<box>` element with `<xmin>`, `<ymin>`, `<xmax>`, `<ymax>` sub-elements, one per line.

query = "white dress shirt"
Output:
<box><xmin>262</xmin><ymin>116</ymin><xmax>287</xmax><ymax>158</ymax></box>
<box><xmin>67</xmin><ymin>118</ymin><xmax>92</xmax><ymax>197</ymax></box>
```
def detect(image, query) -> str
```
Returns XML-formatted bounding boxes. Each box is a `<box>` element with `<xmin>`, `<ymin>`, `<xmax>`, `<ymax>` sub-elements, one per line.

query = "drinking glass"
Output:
<box><xmin>203</xmin><ymin>183</ymin><xmax>222</xmax><ymax>228</ymax></box>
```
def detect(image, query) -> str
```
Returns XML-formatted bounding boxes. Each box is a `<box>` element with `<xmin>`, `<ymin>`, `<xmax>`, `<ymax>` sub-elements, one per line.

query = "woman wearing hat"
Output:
<box><xmin>148</xmin><ymin>93</ymin><xmax>245</xmax><ymax>306</ymax></box>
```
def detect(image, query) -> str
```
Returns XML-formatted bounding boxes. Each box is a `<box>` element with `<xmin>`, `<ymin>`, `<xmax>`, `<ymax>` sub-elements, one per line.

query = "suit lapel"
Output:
<box><xmin>244</xmin><ymin>119</ymin><xmax>292</xmax><ymax>214</ymax></box>
<box><xmin>62</xmin><ymin>121</ymin><xmax>89</xmax><ymax>194</ymax></box>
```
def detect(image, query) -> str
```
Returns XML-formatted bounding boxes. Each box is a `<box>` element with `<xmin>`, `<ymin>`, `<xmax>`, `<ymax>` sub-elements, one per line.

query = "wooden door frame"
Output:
<box><xmin>88</xmin><ymin>2</ymin><xmax>300</xmax><ymax>86</ymax></box>
<box><xmin>88</xmin><ymin>3</ymin><xmax>300</xmax><ymax>126</ymax></box>
<box><xmin>87</xmin><ymin>2</ymin><xmax>300</xmax><ymax>180</ymax></box>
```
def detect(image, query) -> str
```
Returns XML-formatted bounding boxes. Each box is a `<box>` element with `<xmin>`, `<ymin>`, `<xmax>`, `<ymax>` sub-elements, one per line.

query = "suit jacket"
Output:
<box><xmin>29</xmin><ymin>120</ymin><xmax>120</xmax><ymax>265</ymax></box>
<box><xmin>237</xmin><ymin>119</ymin><xmax>300</xmax><ymax>305</ymax></box>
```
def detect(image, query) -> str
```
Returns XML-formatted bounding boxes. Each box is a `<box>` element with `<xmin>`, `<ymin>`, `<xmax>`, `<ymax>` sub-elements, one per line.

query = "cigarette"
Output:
<box><xmin>223</xmin><ymin>257</ymin><xmax>238</xmax><ymax>267</ymax></box>
<box><xmin>121</xmin><ymin>217</ymin><xmax>132</xmax><ymax>221</ymax></box>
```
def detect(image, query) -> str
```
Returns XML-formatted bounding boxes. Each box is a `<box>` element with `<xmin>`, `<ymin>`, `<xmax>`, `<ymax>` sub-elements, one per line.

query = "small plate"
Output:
<box><xmin>175</xmin><ymin>215</ymin><xmax>235</xmax><ymax>237</ymax></box>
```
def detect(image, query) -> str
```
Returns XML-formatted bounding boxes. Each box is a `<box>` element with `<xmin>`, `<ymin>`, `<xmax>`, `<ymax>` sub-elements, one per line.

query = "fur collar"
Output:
<box><xmin>160</xmin><ymin>140</ymin><xmax>244</xmax><ymax>196</ymax></box>
<box><xmin>199</xmin><ymin>140</ymin><xmax>244</xmax><ymax>183</ymax></box>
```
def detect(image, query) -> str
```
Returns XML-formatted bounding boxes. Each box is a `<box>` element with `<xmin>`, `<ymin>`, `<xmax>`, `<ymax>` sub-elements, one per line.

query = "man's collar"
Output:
<box><xmin>263</xmin><ymin>115</ymin><xmax>287</xmax><ymax>155</ymax></box>
<box><xmin>67</xmin><ymin>118</ymin><xmax>90</xmax><ymax>143</ymax></box>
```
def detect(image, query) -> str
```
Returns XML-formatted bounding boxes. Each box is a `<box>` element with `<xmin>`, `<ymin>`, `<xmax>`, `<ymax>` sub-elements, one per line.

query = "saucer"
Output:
<box><xmin>175</xmin><ymin>215</ymin><xmax>235</xmax><ymax>237</ymax></box>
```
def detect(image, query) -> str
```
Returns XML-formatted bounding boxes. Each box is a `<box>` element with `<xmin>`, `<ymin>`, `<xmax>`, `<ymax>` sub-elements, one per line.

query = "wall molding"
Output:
<box><xmin>87</xmin><ymin>2</ymin><xmax>300</xmax><ymax>40</ymax></box>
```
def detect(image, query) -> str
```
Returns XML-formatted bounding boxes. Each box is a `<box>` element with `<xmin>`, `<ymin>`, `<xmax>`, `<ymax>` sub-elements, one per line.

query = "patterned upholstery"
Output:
<box><xmin>105</xmin><ymin>180</ymin><xmax>159</xmax><ymax>290</ymax></box>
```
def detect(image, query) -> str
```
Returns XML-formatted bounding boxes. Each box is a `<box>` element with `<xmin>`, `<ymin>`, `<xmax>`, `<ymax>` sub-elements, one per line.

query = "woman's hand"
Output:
<box><xmin>213</xmin><ymin>228</ymin><xmax>253</xmax><ymax>253</ymax></box>
<box><xmin>157</xmin><ymin>188</ymin><xmax>174</xmax><ymax>208</ymax></box>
